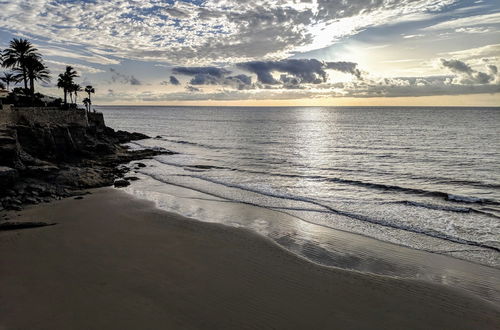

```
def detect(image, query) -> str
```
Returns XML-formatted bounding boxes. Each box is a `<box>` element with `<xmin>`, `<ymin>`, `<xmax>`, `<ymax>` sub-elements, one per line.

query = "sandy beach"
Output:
<box><xmin>1</xmin><ymin>188</ymin><xmax>499</xmax><ymax>330</ymax></box>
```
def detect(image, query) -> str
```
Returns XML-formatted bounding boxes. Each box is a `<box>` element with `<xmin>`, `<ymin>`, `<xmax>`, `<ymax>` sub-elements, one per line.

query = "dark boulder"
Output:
<box><xmin>0</xmin><ymin>167</ymin><xmax>18</xmax><ymax>191</ymax></box>
<box><xmin>114</xmin><ymin>179</ymin><xmax>130</xmax><ymax>188</ymax></box>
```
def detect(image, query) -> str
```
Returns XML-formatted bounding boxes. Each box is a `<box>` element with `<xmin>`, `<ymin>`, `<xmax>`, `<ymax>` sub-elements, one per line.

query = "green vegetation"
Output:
<box><xmin>0</xmin><ymin>72</ymin><xmax>15</xmax><ymax>91</ymax></box>
<box><xmin>57</xmin><ymin>66</ymin><xmax>78</xmax><ymax>105</ymax></box>
<box><xmin>1</xmin><ymin>38</ymin><xmax>95</xmax><ymax>108</ymax></box>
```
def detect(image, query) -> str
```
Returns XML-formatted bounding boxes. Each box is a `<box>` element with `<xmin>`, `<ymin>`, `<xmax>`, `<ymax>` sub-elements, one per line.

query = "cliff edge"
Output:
<box><xmin>0</xmin><ymin>109</ymin><xmax>170</xmax><ymax>211</ymax></box>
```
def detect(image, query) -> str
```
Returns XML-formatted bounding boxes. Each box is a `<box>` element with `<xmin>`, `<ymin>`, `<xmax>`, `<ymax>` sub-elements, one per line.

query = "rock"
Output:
<box><xmin>74</xmin><ymin>196</ymin><xmax>84</xmax><ymax>200</ymax></box>
<box><xmin>25</xmin><ymin>196</ymin><xmax>39</xmax><ymax>204</ymax></box>
<box><xmin>7</xmin><ymin>205</ymin><xmax>22</xmax><ymax>211</ymax></box>
<box><xmin>124</xmin><ymin>176</ymin><xmax>140</xmax><ymax>181</ymax></box>
<box><xmin>0</xmin><ymin>128</ymin><xmax>20</xmax><ymax>168</ymax></box>
<box><xmin>112</xmin><ymin>130</ymin><xmax>150</xmax><ymax>144</ymax></box>
<box><xmin>25</xmin><ymin>165</ymin><xmax>59</xmax><ymax>176</ymax></box>
<box><xmin>0</xmin><ymin>112</ymin><xmax>170</xmax><ymax>210</ymax></box>
<box><xmin>114</xmin><ymin>179</ymin><xmax>130</xmax><ymax>188</ymax></box>
<box><xmin>0</xmin><ymin>221</ymin><xmax>57</xmax><ymax>231</ymax></box>
<box><xmin>0</xmin><ymin>166</ymin><xmax>18</xmax><ymax>189</ymax></box>
<box><xmin>27</xmin><ymin>183</ymin><xmax>45</xmax><ymax>192</ymax></box>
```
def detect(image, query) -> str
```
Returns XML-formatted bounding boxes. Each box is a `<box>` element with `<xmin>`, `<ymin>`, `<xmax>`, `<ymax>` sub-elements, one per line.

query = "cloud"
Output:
<box><xmin>443</xmin><ymin>44</ymin><xmax>500</xmax><ymax>61</ymax></box>
<box><xmin>169</xmin><ymin>76</ymin><xmax>180</xmax><ymax>85</ymax></box>
<box><xmin>172</xmin><ymin>66</ymin><xmax>231</xmax><ymax>85</ymax></box>
<box><xmin>186</xmin><ymin>85</ymin><xmax>202</xmax><ymax>92</ymax></box>
<box><xmin>455</xmin><ymin>27</ymin><xmax>491</xmax><ymax>34</ymax></box>
<box><xmin>172</xmin><ymin>66</ymin><xmax>253</xmax><ymax>88</ymax></box>
<box><xmin>45</xmin><ymin>60</ymin><xmax>105</xmax><ymax>74</ymax></box>
<box><xmin>106</xmin><ymin>56</ymin><xmax>500</xmax><ymax>101</ymax></box>
<box><xmin>423</xmin><ymin>12</ymin><xmax>500</xmax><ymax>31</ymax></box>
<box><xmin>172</xmin><ymin>66</ymin><xmax>231</xmax><ymax>78</ymax></box>
<box><xmin>339</xmin><ymin>76</ymin><xmax>500</xmax><ymax>98</ymax></box>
<box><xmin>104</xmin><ymin>77</ymin><xmax>500</xmax><ymax>103</ymax></box>
<box><xmin>325</xmin><ymin>62</ymin><xmax>362</xmax><ymax>79</ymax></box>
<box><xmin>39</xmin><ymin>46</ymin><xmax>120</xmax><ymax>65</ymax></box>
<box><xmin>403</xmin><ymin>34</ymin><xmax>425</xmax><ymax>39</ymax></box>
<box><xmin>237</xmin><ymin>59</ymin><xmax>361</xmax><ymax>85</ymax></box>
<box><xmin>440</xmin><ymin>59</ymin><xmax>474</xmax><ymax>74</ymax></box>
<box><xmin>0</xmin><ymin>0</ymin><xmax>461</xmax><ymax>64</ymax></box>
<box><xmin>130</xmin><ymin>76</ymin><xmax>142</xmax><ymax>86</ymax></box>
<box><xmin>170</xmin><ymin>59</ymin><xmax>361</xmax><ymax>90</ymax></box>
<box><xmin>109</xmin><ymin>68</ymin><xmax>142</xmax><ymax>85</ymax></box>
<box><xmin>225</xmin><ymin>74</ymin><xmax>254</xmax><ymax>90</ymax></box>
<box><xmin>440</xmin><ymin>58</ymin><xmax>498</xmax><ymax>84</ymax></box>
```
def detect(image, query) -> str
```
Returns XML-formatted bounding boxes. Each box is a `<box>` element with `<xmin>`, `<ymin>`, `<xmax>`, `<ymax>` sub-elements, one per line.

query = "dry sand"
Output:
<box><xmin>0</xmin><ymin>188</ymin><xmax>499</xmax><ymax>330</ymax></box>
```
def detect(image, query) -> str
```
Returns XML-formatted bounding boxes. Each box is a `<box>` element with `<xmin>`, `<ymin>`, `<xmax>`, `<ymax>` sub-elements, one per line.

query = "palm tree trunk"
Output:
<box><xmin>30</xmin><ymin>76</ymin><xmax>35</xmax><ymax>105</ymax></box>
<box><xmin>30</xmin><ymin>76</ymin><xmax>35</xmax><ymax>95</ymax></box>
<box><xmin>23</xmin><ymin>69</ymin><xmax>28</xmax><ymax>91</ymax></box>
<box><xmin>63</xmin><ymin>88</ymin><xmax>67</xmax><ymax>104</ymax></box>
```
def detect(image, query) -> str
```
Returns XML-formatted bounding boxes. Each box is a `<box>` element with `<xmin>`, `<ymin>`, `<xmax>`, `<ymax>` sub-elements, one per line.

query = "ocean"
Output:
<box><xmin>98</xmin><ymin>105</ymin><xmax>500</xmax><ymax>299</ymax></box>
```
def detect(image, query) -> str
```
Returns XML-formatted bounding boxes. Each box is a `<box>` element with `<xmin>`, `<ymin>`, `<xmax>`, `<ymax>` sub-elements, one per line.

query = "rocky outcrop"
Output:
<box><xmin>0</xmin><ymin>114</ymin><xmax>171</xmax><ymax>211</ymax></box>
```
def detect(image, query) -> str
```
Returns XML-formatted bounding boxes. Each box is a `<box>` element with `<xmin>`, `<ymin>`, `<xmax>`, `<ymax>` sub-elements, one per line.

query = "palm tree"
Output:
<box><xmin>13</xmin><ymin>55</ymin><xmax>50</xmax><ymax>95</ymax></box>
<box><xmin>0</xmin><ymin>72</ymin><xmax>15</xmax><ymax>91</ymax></box>
<box><xmin>2</xmin><ymin>38</ymin><xmax>41</xmax><ymax>91</ymax></box>
<box><xmin>57</xmin><ymin>66</ymin><xmax>78</xmax><ymax>104</ymax></box>
<box><xmin>57</xmin><ymin>75</ymin><xmax>67</xmax><ymax>104</ymax></box>
<box><xmin>82</xmin><ymin>97</ymin><xmax>91</xmax><ymax>111</ymax></box>
<box><xmin>84</xmin><ymin>85</ymin><xmax>95</xmax><ymax>107</ymax></box>
<box><xmin>84</xmin><ymin>85</ymin><xmax>95</xmax><ymax>111</ymax></box>
<box><xmin>71</xmin><ymin>84</ymin><xmax>82</xmax><ymax>103</ymax></box>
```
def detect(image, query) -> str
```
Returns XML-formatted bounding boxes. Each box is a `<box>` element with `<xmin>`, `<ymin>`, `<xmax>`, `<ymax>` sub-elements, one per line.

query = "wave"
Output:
<box><xmin>157</xmin><ymin>137</ymin><xmax>236</xmax><ymax>151</ymax></box>
<box><xmin>152</xmin><ymin>158</ymin><xmax>499</xmax><ymax>207</ymax></box>
<box><xmin>388</xmin><ymin>201</ymin><xmax>500</xmax><ymax>219</ymax></box>
<box><xmin>138</xmin><ymin>170</ymin><xmax>500</xmax><ymax>254</ymax></box>
<box><xmin>151</xmin><ymin>138</ymin><xmax>498</xmax><ymax>191</ymax></box>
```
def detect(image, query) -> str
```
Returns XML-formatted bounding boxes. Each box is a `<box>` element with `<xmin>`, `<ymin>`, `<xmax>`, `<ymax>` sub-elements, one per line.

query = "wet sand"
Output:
<box><xmin>0</xmin><ymin>188</ymin><xmax>499</xmax><ymax>329</ymax></box>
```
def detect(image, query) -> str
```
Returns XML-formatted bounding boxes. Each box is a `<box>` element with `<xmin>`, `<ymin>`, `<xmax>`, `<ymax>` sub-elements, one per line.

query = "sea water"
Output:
<box><xmin>98</xmin><ymin>106</ymin><xmax>500</xmax><ymax>300</ymax></box>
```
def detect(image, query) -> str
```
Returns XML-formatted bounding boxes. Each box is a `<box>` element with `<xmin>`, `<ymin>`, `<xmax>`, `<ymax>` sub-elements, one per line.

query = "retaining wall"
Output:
<box><xmin>0</xmin><ymin>107</ymin><xmax>89</xmax><ymax>127</ymax></box>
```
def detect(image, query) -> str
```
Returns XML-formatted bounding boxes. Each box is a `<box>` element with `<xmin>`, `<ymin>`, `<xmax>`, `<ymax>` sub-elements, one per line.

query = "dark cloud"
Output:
<box><xmin>440</xmin><ymin>58</ymin><xmax>498</xmax><ymax>84</ymax></box>
<box><xmin>173</xmin><ymin>66</ymin><xmax>232</xmax><ymax>85</ymax></box>
<box><xmin>130</xmin><ymin>76</ymin><xmax>141</xmax><ymax>85</ymax></box>
<box><xmin>440</xmin><ymin>59</ymin><xmax>474</xmax><ymax>74</ymax></box>
<box><xmin>170</xmin><ymin>59</ymin><xmax>361</xmax><ymax>90</ymax></box>
<box><xmin>160</xmin><ymin>76</ymin><xmax>181</xmax><ymax>86</ymax></box>
<box><xmin>488</xmin><ymin>65</ymin><xmax>498</xmax><ymax>75</ymax></box>
<box><xmin>189</xmin><ymin>74</ymin><xmax>221</xmax><ymax>85</ymax></box>
<box><xmin>237</xmin><ymin>59</ymin><xmax>361</xmax><ymax>85</ymax></box>
<box><xmin>150</xmin><ymin>57</ymin><xmax>499</xmax><ymax>100</ymax></box>
<box><xmin>172</xmin><ymin>66</ymin><xmax>253</xmax><ymax>88</ymax></box>
<box><xmin>186</xmin><ymin>85</ymin><xmax>202</xmax><ymax>92</ymax></box>
<box><xmin>170</xmin><ymin>75</ymin><xmax>181</xmax><ymax>85</ymax></box>
<box><xmin>172</xmin><ymin>66</ymin><xmax>230</xmax><ymax>78</ymax></box>
<box><xmin>224</xmin><ymin>74</ymin><xmax>253</xmax><ymax>89</ymax></box>
<box><xmin>109</xmin><ymin>68</ymin><xmax>142</xmax><ymax>85</ymax></box>
<box><xmin>326</xmin><ymin>61</ymin><xmax>362</xmax><ymax>79</ymax></box>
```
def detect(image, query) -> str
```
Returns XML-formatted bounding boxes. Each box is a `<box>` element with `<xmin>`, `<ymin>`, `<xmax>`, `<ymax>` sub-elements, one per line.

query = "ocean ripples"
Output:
<box><xmin>101</xmin><ymin>105</ymin><xmax>500</xmax><ymax>267</ymax></box>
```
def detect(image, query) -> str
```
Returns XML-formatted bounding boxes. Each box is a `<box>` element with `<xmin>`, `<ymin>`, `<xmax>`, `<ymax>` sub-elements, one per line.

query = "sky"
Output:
<box><xmin>0</xmin><ymin>0</ymin><xmax>499</xmax><ymax>106</ymax></box>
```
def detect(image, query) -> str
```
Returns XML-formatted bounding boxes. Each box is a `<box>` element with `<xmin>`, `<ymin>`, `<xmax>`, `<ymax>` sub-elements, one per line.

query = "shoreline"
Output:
<box><xmin>121</xmin><ymin>173</ymin><xmax>500</xmax><ymax>303</ymax></box>
<box><xmin>128</xmin><ymin>173</ymin><xmax>500</xmax><ymax>269</ymax></box>
<box><xmin>1</xmin><ymin>187</ymin><xmax>499</xmax><ymax>329</ymax></box>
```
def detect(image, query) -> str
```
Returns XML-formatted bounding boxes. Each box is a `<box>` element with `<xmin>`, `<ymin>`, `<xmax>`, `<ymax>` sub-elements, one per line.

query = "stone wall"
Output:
<box><xmin>0</xmin><ymin>107</ymin><xmax>89</xmax><ymax>127</ymax></box>
<box><xmin>88</xmin><ymin>112</ymin><xmax>105</xmax><ymax>130</ymax></box>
